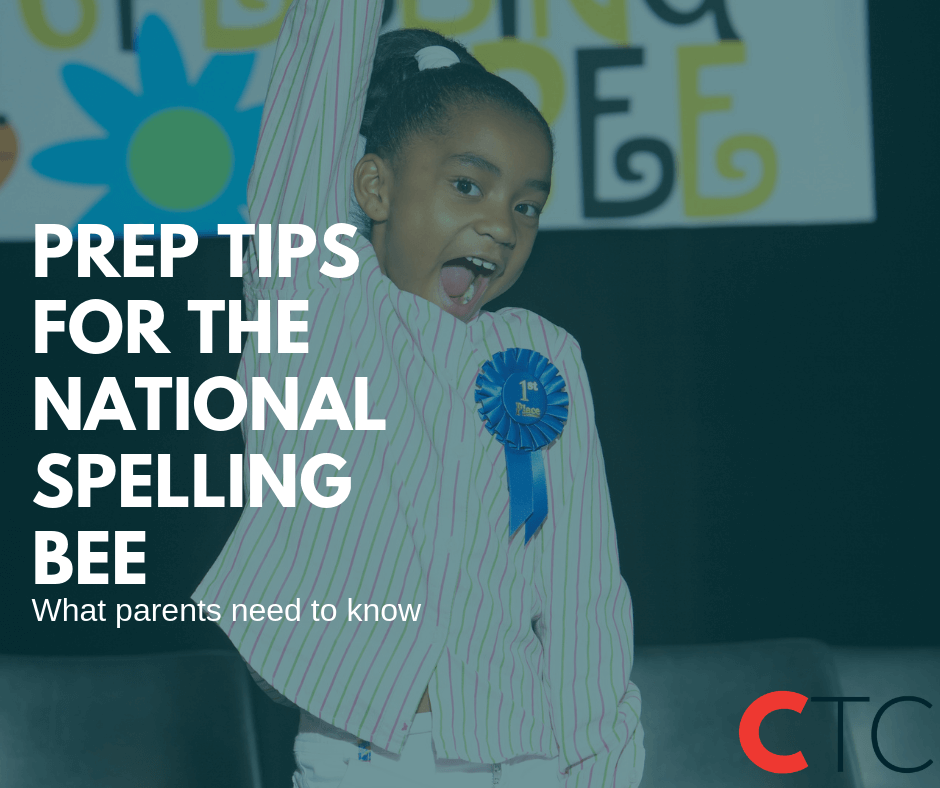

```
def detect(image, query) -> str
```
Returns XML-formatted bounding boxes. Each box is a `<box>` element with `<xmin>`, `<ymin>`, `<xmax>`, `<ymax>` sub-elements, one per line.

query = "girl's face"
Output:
<box><xmin>359</xmin><ymin>104</ymin><xmax>552</xmax><ymax>323</ymax></box>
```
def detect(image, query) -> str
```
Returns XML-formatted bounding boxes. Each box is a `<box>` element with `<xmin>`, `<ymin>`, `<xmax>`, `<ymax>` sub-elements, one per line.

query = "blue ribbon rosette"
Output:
<box><xmin>475</xmin><ymin>348</ymin><xmax>569</xmax><ymax>543</ymax></box>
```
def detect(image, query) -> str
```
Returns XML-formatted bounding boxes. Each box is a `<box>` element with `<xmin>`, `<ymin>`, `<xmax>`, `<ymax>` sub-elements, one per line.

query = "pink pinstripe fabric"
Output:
<box><xmin>192</xmin><ymin>2</ymin><xmax>643</xmax><ymax>785</ymax></box>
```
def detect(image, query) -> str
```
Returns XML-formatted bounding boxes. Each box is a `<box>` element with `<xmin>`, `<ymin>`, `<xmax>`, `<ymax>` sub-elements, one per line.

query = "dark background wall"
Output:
<box><xmin>2</xmin><ymin>0</ymin><xmax>937</xmax><ymax>661</ymax></box>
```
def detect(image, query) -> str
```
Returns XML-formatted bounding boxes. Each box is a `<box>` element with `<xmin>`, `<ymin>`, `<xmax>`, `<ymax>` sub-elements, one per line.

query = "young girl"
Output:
<box><xmin>192</xmin><ymin>2</ymin><xmax>644</xmax><ymax>786</ymax></box>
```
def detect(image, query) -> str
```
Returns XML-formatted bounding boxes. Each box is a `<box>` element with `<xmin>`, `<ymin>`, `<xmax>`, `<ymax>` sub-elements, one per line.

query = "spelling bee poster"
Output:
<box><xmin>0</xmin><ymin>0</ymin><xmax>873</xmax><ymax>236</ymax></box>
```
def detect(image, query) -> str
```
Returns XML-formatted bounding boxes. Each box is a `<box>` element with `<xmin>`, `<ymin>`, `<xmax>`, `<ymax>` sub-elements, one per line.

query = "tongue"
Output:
<box><xmin>441</xmin><ymin>264</ymin><xmax>474</xmax><ymax>297</ymax></box>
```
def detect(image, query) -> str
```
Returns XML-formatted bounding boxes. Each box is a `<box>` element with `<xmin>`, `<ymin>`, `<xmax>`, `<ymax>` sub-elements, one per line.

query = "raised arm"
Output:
<box><xmin>536</xmin><ymin>343</ymin><xmax>645</xmax><ymax>788</ymax></box>
<box><xmin>245</xmin><ymin>0</ymin><xmax>383</xmax><ymax>293</ymax></box>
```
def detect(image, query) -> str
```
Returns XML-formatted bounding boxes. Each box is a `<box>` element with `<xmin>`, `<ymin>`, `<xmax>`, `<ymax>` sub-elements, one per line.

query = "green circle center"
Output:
<box><xmin>128</xmin><ymin>108</ymin><xmax>232</xmax><ymax>211</ymax></box>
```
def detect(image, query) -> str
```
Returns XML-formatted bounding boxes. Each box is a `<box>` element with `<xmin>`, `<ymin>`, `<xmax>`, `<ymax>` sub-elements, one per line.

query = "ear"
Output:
<box><xmin>353</xmin><ymin>153</ymin><xmax>393</xmax><ymax>223</ymax></box>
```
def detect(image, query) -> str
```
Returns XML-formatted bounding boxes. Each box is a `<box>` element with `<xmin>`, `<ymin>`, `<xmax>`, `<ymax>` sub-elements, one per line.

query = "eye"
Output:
<box><xmin>453</xmin><ymin>178</ymin><xmax>482</xmax><ymax>197</ymax></box>
<box><xmin>515</xmin><ymin>203</ymin><xmax>542</xmax><ymax>218</ymax></box>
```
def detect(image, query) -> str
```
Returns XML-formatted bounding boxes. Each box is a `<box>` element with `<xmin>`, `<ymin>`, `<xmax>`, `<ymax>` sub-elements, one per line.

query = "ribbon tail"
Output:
<box><xmin>506</xmin><ymin>447</ymin><xmax>534</xmax><ymax>539</ymax></box>
<box><xmin>524</xmin><ymin>450</ymin><xmax>549</xmax><ymax>544</ymax></box>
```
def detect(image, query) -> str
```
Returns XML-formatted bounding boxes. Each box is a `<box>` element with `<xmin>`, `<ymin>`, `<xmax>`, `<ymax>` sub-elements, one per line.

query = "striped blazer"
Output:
<box><xmin>193</xmin><ymin>2</ymin><xmax>644</xmax><ymax>785</ymax></box>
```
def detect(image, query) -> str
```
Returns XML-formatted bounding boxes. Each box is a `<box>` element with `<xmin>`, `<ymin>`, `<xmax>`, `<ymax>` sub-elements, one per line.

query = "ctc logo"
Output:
<box><xmin>740</xmin><ymin>691</ymin><xmax>933</xmax><ymax>774</ymax></box>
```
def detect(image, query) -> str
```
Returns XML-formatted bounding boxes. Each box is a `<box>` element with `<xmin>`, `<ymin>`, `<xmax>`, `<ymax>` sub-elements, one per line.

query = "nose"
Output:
<box><xmin>474</xmin><ymin>201</ymin><xmax>516</xmax><ymax>249</ymax></box>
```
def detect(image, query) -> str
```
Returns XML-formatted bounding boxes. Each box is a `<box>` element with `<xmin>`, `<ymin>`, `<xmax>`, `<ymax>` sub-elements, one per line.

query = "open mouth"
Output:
<box><xmin>439</xmin><ymin>256</ymin><xmax>498</xmax><ymax>319</ymax></box>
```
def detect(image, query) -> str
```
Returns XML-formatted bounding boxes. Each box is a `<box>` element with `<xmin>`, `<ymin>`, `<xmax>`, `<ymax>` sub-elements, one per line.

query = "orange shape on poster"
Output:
<box><xmin>0</xmin><ymin>115</ymin><xmax>18</xmax><ymax>188</ymax></box>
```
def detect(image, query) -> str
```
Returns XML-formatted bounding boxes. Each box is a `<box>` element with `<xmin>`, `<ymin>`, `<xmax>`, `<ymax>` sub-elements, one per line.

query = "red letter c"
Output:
<box><xmin>739</xmin><ymin>691</ymin><xmax>809</xmax><ymax>773</ymax></box>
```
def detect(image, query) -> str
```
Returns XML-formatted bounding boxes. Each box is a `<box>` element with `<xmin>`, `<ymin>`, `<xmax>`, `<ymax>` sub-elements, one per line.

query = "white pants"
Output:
<box><xmin>292</xmin><ymin>712</ymin><xmax>561</xmax><ymax>788</ymax></box>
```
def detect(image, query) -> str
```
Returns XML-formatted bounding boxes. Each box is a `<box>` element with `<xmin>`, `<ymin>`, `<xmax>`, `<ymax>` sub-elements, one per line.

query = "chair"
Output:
<box><xmin>0</xmin><ymin>650</ymin><xmax>263</xmax><ymax>788</ymax></box>
<box><xmin>5</xmin><ymin>641</ymin><xmax>935</xmax><ymax>788</ymax></box>
<box><xmin>832</xmin><ymin>646</ymin><xmax>940</xmax><ymax>788</ymax></box>
<box><xmin>630</xmin><ymin>638</ymin><xmax>862</xmax><ymax>787</ymax></box>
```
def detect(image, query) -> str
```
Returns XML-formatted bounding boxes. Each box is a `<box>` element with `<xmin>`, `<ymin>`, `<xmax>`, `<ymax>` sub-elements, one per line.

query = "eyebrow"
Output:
<box><xmin>446</xmin><ymin>152</ymin><xmax>551</xmax><ymax>194</ymax></box>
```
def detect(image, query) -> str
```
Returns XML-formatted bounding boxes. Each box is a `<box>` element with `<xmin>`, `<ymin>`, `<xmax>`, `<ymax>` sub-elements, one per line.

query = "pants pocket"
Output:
<box><xmin>293</xmin><ymin>732</ymin><xmax>353</xmax><ymax>788</ymax></box>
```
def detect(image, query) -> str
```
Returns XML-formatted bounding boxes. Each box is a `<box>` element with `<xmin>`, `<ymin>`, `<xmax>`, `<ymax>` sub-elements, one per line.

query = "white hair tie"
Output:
<box><xmin>415</xmin><ymin>45</ymin><xmax>460</xmax><ymax>71</ymax></box>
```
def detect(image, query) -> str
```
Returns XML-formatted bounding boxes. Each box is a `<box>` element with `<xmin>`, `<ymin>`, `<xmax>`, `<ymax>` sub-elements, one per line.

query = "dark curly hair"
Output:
<box><xmin>354</xmin><ymin>27</ymin><xmax>554</xmax><ymax>236</ymax></box>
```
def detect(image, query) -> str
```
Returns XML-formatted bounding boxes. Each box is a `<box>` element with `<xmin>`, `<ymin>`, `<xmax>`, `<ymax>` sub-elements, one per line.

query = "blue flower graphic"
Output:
<box><xmin>32</xmin><ymin>15</ymin><xmax>262</xmax><ymax>235</ymax></box>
